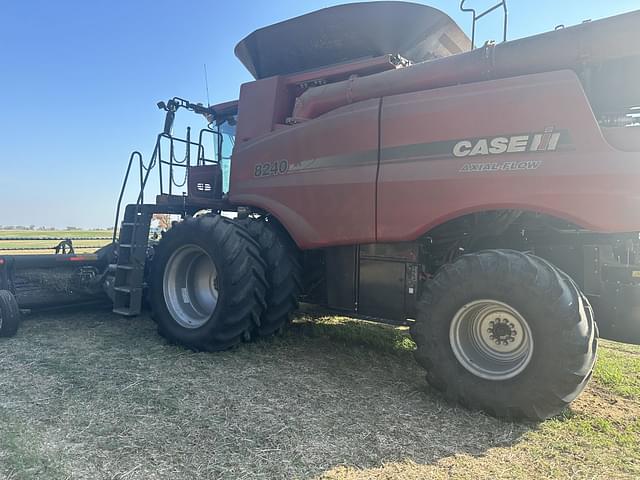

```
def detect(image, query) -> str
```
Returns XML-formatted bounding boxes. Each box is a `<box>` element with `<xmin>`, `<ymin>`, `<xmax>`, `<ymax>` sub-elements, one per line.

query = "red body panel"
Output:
<box><xmin>229</xmin><ymin>70</ymin><xmax>640</xmax><ymax>249</ymax></box>
<box><xmin>378</xmin><ymin>70</ymin><xmax>640</xmax><ymax>242</ymax></box>
<box><xmin>230</xmin><ymin>99</ymin><xmax>380</xmax><ymax>247</ymax></box>
<box><xmin>235</xmin><ymin>76</ymin><xmax>291</xmax><ymax>143</ymax></box>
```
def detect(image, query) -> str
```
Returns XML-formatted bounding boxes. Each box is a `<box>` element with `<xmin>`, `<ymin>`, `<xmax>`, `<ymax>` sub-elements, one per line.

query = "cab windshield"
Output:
<box><xmin>218</xmin><ymin>117</ymin><xmax>236</xmax><ymax>193</ymax></box>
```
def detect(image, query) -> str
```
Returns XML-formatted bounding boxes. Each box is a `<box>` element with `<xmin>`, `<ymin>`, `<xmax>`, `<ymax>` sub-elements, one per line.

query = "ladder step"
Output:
<box><xmin>118</xmin><ymin>244</ymin><xmax>145</xmax><ymax>249</ymax></box>
<box><xmin>112</xmin><ymin>308</ymin><xmax>139</xmax><ymax>317</ymax></box>
<box><xmin>116</xmin><ymin>264</ymin><xmax>136</xmax><ymax>271</ymax></box>
<box><xmin>114</xmin><ymin>285</ymin><xmax>145</xmax><ymax>293</ymax></box>
<box><xmin>118</xmin><ymin>244</ymin><xmax>146</xmax><ymax>251</ymax></box>
<box><xmin>114</xmin><ymin>286</ymin><xmax>136</xmax><ymax>294</ymax></box>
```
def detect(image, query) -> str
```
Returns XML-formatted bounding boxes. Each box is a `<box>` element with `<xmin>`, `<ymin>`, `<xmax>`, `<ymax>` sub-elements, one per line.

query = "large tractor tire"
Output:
<box><xmin>0</xmin><ymin>290</ymin><xmax>20</xmax><ymax>338</ymax></box>
<box><xmin>237</xmin><ymin>217</ymin><xmax>302</xmax><ymax>337</ymax></box>
<box><xmin>149</xmin><ymin>215</ymin><xmax>267</xmax><ymax>351</ymax></box>
<box><xmin>411</xmin><ymin>249</ymin><xmax>597</xmax><ymax>420</ymax></box>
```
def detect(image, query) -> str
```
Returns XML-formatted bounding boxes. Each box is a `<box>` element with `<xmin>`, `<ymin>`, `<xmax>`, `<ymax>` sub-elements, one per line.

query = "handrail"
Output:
<box><xmin>138</xmin><ymin>138</ymin><xmax>160</xmax><ymax>203</ymax></box>
<box><xmin>112</xmin><ymin>124</ymin><xmax>224</xmax><ymax>244</ymax></box>
<box><xmin>460</xmin><ymin>0</ymin><xmax>508</xmax><ymax>50</ymax></box>
<box><xmin>112</xmin><ymin>151</ymin><xmax>143</xmax><ymax>243</ymax></box>
<box><xmin>111</xmin><ymin>141</ymin><xmax>158</xmax><ymax>243</ymax></box>
<box><xmin>197</xmin><ymin>128</ymin><xmax>223</xmax><ymax>166</ymax></box>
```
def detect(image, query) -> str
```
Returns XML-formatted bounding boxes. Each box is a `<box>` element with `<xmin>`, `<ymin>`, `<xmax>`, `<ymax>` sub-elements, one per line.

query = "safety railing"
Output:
<box><xmin>460</xmin><ymin>0</ymin><xmax>508</xmax><ymax>49</ymax></box>
<box><xmin>111</xmin><ymin>125</ymin><xmax>222</xmax><ymax>242</ymax></box>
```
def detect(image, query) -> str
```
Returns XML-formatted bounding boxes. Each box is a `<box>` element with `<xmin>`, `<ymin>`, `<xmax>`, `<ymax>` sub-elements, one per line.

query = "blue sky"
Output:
<box><xmin>1</xmin><ymin>0</ymin><xmax>638</xmax><ymax>228</ymax></box>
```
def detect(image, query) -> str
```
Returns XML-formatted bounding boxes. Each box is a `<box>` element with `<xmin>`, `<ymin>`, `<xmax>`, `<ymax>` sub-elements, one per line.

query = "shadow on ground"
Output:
<box><xmin>0</xmin><ymin>309</ymin><xmax>532</xmax><ymax>479</ymax></box>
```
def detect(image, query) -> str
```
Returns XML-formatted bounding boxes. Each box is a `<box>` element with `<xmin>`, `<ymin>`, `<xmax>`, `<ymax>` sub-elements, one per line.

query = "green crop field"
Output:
<box><xmin>0</xmin><ymin>230</ymin><xmax>112</xmax><ymax>254</ymax></box>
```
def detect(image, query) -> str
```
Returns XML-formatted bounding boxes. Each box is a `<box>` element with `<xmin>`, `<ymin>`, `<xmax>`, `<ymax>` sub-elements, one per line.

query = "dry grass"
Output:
<box><xmin>0</xmin><ymin>310</ymin><xmax>638</xmax><ymax>480</ymax></box>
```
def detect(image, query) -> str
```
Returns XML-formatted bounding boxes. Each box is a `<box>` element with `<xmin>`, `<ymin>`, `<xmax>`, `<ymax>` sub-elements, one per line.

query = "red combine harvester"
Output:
<box><xmin>1</xmin><ymin>1</ymin><xmax>640</xmax><ymax>420</ymax></box>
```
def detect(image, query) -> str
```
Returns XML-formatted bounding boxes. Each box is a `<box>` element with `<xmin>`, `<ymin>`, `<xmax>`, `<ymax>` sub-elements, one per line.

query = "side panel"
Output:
<box><xmin>378</xmin><ymin>70</ymin><xmax>640</xmax><ymax>242</ymax></box>
<box><xmin>235</xmin><ymin>76</ymin><xmax>292</xmax><ymax>142</ymax></box>
<box><xmin>358</xmin><ymin>243</ymin><xmax>419</xmax><ymax>320</ymax></box>
<box><xmin>313</xmin><ymin>243</ymin><xmax>420</xmax><ymax>322</ymax></box>
<box><xmin>230</xmin><ymin>98</ymin><xmax>380</xmax><ymax>249</ymax></box>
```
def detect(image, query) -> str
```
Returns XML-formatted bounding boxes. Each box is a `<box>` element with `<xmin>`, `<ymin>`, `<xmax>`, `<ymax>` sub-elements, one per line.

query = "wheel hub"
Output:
<box><xmin>450</xmin><ymin>299</ymin><xmax>534</xmax><ymax>380</ymax></box>
<box><xmin>163</xmin><ymin>245</ymin><xmax>219</xmax><ymax>329</ymax></box>
<box><xmin>489</xmin><ymin>319</ymin><xmax>516</xmax><ymax>345</ymax></box>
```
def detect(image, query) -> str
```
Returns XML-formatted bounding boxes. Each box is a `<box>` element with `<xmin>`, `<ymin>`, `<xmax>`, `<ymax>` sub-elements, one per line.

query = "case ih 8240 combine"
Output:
<box><xmin>1</xmin><ymin>1</ymin><xmax>640</xmax><ymax>420</ymax></box>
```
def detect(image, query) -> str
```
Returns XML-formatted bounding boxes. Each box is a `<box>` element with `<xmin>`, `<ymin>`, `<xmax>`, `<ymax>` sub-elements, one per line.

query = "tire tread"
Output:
<box><xmin>411</xmin><ymin>249</ymin><xmax>597</xmax><ymax>420</ymax></box>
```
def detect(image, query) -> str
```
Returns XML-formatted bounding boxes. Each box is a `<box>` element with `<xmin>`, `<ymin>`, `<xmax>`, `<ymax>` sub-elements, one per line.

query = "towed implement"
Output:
<box><xmin>2</xmin><ymin>1</ymin><xmax>640</xmax><ymax>420</ymax></box>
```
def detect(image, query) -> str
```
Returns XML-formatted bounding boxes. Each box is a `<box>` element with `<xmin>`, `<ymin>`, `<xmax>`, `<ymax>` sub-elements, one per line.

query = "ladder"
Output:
<box><xmin>111</xmin><ymin>204</ymin><xmax>153</xmax><ymax>316</ymax></box>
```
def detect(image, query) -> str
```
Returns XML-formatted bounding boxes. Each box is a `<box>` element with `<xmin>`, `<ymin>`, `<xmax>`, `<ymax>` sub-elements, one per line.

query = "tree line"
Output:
<box><xmin>0</xmin><ymin>225</ymin><xmax>111</xmax><ymax>231</ymax></box>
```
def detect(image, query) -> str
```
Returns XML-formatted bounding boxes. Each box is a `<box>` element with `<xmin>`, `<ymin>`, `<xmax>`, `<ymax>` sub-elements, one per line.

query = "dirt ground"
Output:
<box><xmin>0</xmin><ymin>309</ymin><xmax>638</xmax><ymax>480</ymax></box>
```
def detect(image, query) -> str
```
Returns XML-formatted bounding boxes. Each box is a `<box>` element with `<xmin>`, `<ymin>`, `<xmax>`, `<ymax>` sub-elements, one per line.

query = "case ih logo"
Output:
<box><xmin>453</xmin><ymin>127</ymin><xmax>562</xmax><ymax>158</ymax></box>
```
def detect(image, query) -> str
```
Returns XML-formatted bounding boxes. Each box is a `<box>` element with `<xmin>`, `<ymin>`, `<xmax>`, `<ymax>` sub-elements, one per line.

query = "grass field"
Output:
<box><xmin>0</xmin><ymin>230</ymin><xmax>111</xmax><ymax>255</ymax></box>
<box><xmin>0</xmin><ymin>311</ymin><xmax>638</xmax><ymax>479</ymax></box>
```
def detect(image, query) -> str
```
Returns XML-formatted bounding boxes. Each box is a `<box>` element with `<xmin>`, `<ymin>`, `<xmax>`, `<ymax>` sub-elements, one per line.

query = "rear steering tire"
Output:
<box><xmin>149</xmin><ymin>216</ymin><xmax>267</xmax><ymax>351</ymax></box>
<box><xmin>411</xmin><ymin>249</ymin><xmax>597</xmax><ymax>420</ymax></box>
<box><xmin>0</xmin><ymin>290</ymin><xmax>20</xmax><ymax>338</ymax></box>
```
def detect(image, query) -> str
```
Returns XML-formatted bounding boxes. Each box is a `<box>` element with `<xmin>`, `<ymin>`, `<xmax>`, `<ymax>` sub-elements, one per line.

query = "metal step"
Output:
<box><xmin>112</xmin><ymin>307</ymin><xmax>140</xmax><ymax>317</ymax></box>
<box><xmin>112</xmin><ymin>204</ymin><xmax>153</xmax><ymax>317</ymax></box>
<box><xmin>114</xmin><ymin>286</ymin><xmax>134</xmax><ymax>293</ymax></box>
<box><xmin>116</xmin><ymin>264</ymin><xmax>135</xmax><ymax>271</ymax></box>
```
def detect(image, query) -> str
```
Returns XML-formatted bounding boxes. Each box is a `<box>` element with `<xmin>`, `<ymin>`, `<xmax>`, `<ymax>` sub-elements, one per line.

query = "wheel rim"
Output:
<box><xmin>163</xmin><ymin>245</ymin><xmax>219</xmax><ymax>329</ymax></box>
<box><xmin>449</xmin><ymin>299</ymin><xmax>534</xmax><ymax>380</ymax></box>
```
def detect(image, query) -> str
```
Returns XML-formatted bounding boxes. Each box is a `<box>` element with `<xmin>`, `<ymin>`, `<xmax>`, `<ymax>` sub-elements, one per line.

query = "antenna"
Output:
<box><xmin>203</xmin><ymin>64</ymin><xmax>211</xmax><ymax>106</ymax></box>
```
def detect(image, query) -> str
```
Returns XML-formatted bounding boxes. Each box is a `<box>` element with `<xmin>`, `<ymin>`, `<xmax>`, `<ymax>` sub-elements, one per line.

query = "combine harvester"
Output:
<box><xmin>1</xmin><ymin>1</ymin><xmax>639</xmax><ymax>420</ymax></box>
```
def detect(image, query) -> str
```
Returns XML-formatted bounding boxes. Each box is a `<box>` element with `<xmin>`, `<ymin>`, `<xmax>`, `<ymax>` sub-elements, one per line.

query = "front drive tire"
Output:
<box><xmin>236</xmin><ymin>217</ymin><xmax>302</xmax><ymax>338</ymax></box>
<box><xmin>411</xmin><ymin>249</ymin><xmax>597</xmax><ymax>420</ymax></box>
<box><xmin>149</xmin><ymin>216</ymin><xmax>267</xmax><ymax>351</ymax></box>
